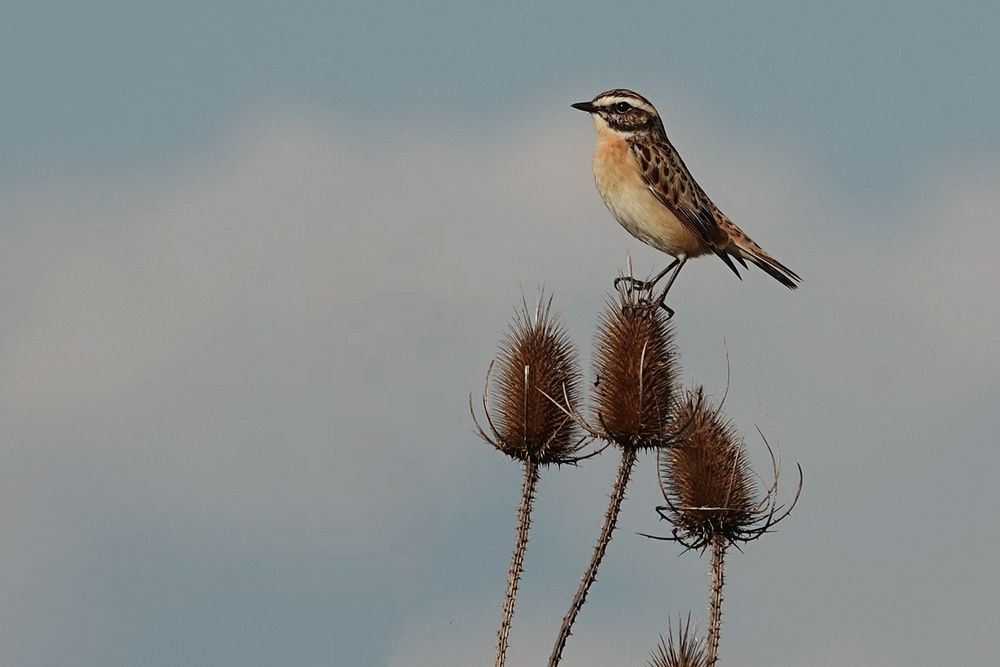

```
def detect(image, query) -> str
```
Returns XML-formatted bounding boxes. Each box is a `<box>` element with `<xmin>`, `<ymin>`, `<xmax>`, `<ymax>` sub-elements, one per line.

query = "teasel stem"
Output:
<box><xmin>548</xmin><ymin>447</ymin><xmax>638</xmax><ymax>667</ymax></box>
<box><xmin>706</xmin><ymin>534</ymin><xmax>727</xmax><ymax>666</ymax></box>
<box><xmin>472</xmin><ymin>293</ymin><xmax>588</xmax><ymax>666</ymax></box>
<box><xmin>648</xmin><ymin>390</ymin><xmax>802</xmax><ymax>667</ymax></box>
<box><xmin>496</xmin><ymin>458</ymin><xmax>540</xmax><ymax>667</ymax></box>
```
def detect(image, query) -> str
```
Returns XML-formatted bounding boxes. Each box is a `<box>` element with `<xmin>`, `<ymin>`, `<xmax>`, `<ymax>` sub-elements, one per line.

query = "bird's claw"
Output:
<box><xmin>620</xmin><ymin>302</ymin><xmax>645</xmax><ymax>316</ymax></box>
<box><xmin>613</xmin><ymin>276</ymin><xmax>654</xmax><ymax>293</ymax></box>
<box><xmin>621</xmin><ymin>298</ymin><xmax>675</xmax><ymax>319</ymax></box>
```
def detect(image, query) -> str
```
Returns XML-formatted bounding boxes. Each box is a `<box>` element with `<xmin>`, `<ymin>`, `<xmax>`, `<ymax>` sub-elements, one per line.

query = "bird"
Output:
<box><xmin>572</xmin><ymin>89</ymin><xmax>800</xmax><ymax>315</ymax></box>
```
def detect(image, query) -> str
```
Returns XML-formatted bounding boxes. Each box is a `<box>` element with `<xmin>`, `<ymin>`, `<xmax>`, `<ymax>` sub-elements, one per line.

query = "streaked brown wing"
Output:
<box><xmin>628</xmin><ymin>140</ymin><xmax>726</xmax><ymax>247</ymax></box>
<box><xmin>628</xmin><ymin>139</ymin><xmax>743</xmax><ymax>276</ymax></box>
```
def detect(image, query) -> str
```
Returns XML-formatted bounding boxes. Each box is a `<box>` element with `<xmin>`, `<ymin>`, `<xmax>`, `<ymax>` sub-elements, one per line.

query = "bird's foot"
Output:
<box><xmin>613</xmin><ymin>276</ymin><xmax>656</xmax><ymax>293</ymax></box>
<box><xmin>621</xmin><ymin>298</ymin><xmax>674</xmax><ymax>319</ymax></box>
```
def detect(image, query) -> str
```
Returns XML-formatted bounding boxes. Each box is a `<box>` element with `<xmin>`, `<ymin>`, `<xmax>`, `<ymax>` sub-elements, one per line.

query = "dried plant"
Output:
<box><xmin>472</xmin><ymin>295</ymin><xmax>584</xmax><ymax>465</ymax></box>
<box><xmin>655</xmin><ymin>387</ymin><xmax>802</xmax><ymax>551</ymax></box>
<box><xmin>658</xmin><ymin>389</ymin><xmax>757</xmax><ymax>551</ymax></box>
<box><xmin>547</xmin><ymin>282</ymin><xmax>679</xmax><ymax>667</ymax></box>
<box><xmin>649</xmin><ymin>615</ymin><xmax>707</xmax><ymax>667</ymax></box>
<box><xmin>592</xmin><ymin>285</ymin><xmax>679</xmax><ymax>448</ymax></box>
<box><xmin>471</xmin><ymin>294</ymin><xmax>585</xmax><ymax>667</ymax></box>
<box><xmin>651</xmin><ymin>387</ymin><xmax>802</xmax><ymax>666</ymax></box>
<box><xmin>548</xmin><ymin>446</ymin><xmax>637</xmax><ymax>667</ymax></box>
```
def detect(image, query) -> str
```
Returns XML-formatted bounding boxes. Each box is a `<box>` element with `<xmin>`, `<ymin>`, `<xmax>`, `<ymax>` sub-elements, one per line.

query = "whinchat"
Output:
<box><xmin>572</xmin><ymin>89</ymin><xmax>800</xmax><ymax>314</ymax></box>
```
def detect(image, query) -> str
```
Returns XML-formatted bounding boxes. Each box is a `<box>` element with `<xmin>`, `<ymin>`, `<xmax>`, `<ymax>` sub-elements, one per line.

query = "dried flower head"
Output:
<box><xmin>592</xmin><ymin>288</ymin><xmax>679</xmax><ymax>448</ymax></box>
<box><xmin>648</xmin><ymin>615</ymin><xmax>706</xmax><ymax>667</ymax></box>
<box><xmin>472</xmin><ymin>295</ymin><xmax>584</xmax><ymax>464</ymax></box>
<box><xmin>655</xmin><ymin>388</ymin><xmax>801</xmax><ymax>550</ymax></box>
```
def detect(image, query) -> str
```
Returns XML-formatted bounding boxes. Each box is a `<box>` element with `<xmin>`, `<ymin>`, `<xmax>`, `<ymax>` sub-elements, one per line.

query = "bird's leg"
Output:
<box><xmin>613</xmin><ymin>258</ymin><xmax>679</xmax><ymax>293</ymax></box>
<box><xmin>644</xmin><ymin>254</ymin><xmax>688</xmax><ymax>318</ymax></box>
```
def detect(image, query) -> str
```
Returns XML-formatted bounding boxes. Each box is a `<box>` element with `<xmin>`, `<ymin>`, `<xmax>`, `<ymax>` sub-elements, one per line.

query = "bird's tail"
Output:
<box><xmin>730</xmin><ymin>237</ymin><xmax>801</xmax><ymax>290</ymax></box>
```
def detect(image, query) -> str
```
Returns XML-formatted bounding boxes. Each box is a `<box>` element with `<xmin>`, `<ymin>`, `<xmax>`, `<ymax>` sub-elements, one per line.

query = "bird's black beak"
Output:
<box><xmin>571</xmin><ymin>101</ymin><xmax>598</xmax><ymax>113</ymax></box>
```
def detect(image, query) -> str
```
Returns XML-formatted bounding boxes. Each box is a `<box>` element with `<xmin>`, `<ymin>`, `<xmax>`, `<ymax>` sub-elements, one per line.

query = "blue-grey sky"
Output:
<box><xmin>2</xmin><ymin>2</ymin><xmax>999</xmax><ymax>666</ymax></box>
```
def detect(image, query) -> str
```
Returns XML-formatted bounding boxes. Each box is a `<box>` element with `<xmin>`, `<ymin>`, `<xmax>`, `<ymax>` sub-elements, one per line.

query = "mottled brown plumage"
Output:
<box><xmin>574</xmin><ymin>89</ymin><xmax>802</xmax><ymax>295</ymax></box>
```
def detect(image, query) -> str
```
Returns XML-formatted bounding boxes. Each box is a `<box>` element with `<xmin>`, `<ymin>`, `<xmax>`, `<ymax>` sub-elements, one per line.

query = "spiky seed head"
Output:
<box><xmin>648</xmin><ymin>615</ymin><xmax>707</xmax><ymax>667</ymax></box>
<box><xmin>593</xmin><ymin>292</ymin><xmax>678</xmax><ymax>449</ymax></box>
<box><xmin>659</xmin><ymin>389</ymin><xmax>758</xmax><ymax>549</ymax></box>
<box><xmin>486</xmin><ymin>297</ymin><xmax>582</xmax><ymax>463</ymax></box>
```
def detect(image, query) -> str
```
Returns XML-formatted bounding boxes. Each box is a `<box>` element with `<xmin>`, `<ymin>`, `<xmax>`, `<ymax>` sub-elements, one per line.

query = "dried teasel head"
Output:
<box><xmin>654</xmin><ymin>388</ymin><xmax>802</xmax><ymax>551</ymax></box>
<box><xmin>471</xmin><ymin>295</ymin><xmax>585</xmax><ymax>464</ymax></box>
<box><xmin>592</xmin><ymin>288</ymin><xmax>679</xmax><ymax>449</ymax></box>
<box><xmin>648</xmin><ymin>615</ymin><xmax>706</xmax><ymax>667</ymax></box>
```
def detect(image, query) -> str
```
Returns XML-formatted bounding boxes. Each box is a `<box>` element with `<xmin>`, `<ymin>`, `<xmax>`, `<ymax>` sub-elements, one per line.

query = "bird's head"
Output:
<box><xmin>572</xmin><ymin>89</ymin><xmax>662</xmax><ymax>136</ymax></box>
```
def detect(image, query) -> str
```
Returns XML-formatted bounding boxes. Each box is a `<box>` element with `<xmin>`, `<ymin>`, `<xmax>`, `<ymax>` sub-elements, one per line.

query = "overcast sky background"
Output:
<box><xmin>3</xmin><ymin>2</ymin><xmax>999</xmax><ymax>666</ymax></box>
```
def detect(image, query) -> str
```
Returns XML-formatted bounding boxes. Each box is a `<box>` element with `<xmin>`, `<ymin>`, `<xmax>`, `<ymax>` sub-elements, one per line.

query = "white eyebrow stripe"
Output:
<box><xmin>594</xmin><ymin>95</ymin><xmax>656</xmax><ymax>114</ymax></box>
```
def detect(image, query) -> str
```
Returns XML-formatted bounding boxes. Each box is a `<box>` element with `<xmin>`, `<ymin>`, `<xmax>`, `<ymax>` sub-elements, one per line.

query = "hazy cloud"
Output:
<box><xmin>1</xmin><ymin>102</ymin><xmax>998</xmax><ymax>665</ymax></box>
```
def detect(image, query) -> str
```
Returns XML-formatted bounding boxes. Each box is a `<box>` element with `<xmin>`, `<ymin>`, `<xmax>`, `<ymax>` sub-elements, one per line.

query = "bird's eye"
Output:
<box><xmin>614</xmin><ymin>101</ymin><xmax>632</xmax><ymax>113</ymax></box>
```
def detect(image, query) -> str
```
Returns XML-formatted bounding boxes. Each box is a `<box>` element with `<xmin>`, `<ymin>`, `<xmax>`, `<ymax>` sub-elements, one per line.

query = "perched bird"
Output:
<box><xmin>572</xmin><ymin>89</ymin><xmax>800</xmax><ymax>315</ymax></box>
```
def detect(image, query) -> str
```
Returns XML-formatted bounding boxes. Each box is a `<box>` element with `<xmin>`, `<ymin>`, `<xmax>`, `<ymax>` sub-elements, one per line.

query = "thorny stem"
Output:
<box><xmin>547</xmin><ymin>447</ymin><xmax>638</xmax><ymax>667</ymax></box>
<box><xmin>707</xmin><ymin>534</ymin><xmax>727</xmax><ymax>667</ymax></box>
<box><xmin>496</xmin><ymin>459</ymin><xmax>540</xmax><ymax>667</ymax></box>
